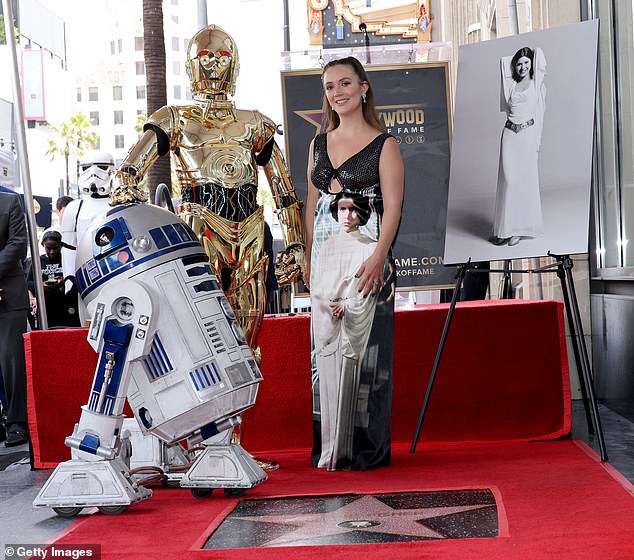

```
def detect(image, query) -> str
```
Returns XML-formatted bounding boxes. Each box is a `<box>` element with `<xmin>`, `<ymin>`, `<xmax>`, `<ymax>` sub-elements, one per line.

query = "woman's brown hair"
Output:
<box><xmin>320</xmin><ymin>56</ymin><xmax>385</xmax><ymax>133</ymax></box>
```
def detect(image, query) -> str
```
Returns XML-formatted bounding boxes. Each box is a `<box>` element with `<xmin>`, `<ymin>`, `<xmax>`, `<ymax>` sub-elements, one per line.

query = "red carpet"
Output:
<box><xmin>25</xmin><ymin>300</ymin><xmax>571</xmax><ymax>468</ymax></box>
<box><xmin>50</xmin><ymin>440</ymin><xmax>634</xmax><ymax>560</ymax></box>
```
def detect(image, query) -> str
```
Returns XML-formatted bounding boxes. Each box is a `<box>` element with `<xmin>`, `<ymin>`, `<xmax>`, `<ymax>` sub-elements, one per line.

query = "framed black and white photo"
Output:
<box><xmin>444</xmin><ymin>20</ymin><xmax>599</xmax><ymax>265</ymax></box>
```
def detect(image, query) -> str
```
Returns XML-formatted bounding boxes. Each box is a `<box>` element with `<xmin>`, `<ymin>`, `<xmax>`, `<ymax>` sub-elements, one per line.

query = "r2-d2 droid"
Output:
<box><xmin>34</xmin><ymin>203</ymin><xmax>266</xmax><ymax>516</ymax></box>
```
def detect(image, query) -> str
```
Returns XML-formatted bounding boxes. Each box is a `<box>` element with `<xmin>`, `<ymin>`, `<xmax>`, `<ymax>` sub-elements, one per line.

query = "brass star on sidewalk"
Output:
<box><xmin>236</xmin><ymin>494</ymin><xmax>493</xmax><ymax>547</ymax></box>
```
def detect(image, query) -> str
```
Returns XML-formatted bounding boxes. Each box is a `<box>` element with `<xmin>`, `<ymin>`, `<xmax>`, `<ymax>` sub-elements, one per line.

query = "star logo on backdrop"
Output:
<box><xmin>295</xmin><ymin>110</ymin><xmax>324</xmax><ymax>133</ymax></box>
<box><xmin>234</xmin><ymin>494</ymin><xmax>493</xmax><ymax>547</ymax></box>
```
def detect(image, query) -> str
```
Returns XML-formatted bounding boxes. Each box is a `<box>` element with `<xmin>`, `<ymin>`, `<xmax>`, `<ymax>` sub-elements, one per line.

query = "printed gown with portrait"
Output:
<box><xmin>309</xmin><ymin>132</ymin><xmax>395</xmax><ymax>471</ymax></box>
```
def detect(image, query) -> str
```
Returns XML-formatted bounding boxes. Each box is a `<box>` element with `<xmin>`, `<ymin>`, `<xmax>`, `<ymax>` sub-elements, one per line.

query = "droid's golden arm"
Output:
<box><xmin>262</xmin><ymin>142</ymin><xmax>304</xmax><ymax>250</ymax></box>
<box><xmin>109</xmin><ymin>128</ymin><xmax>164</xmax><ymax>205</ymax></box>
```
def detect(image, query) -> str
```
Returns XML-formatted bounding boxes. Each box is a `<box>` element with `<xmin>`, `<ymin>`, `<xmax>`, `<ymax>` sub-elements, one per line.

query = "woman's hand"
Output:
<box><xmin>356</xmin><ymin>252</ymin><xmax>386</xmax><ymax>297</ymax></box>
<box><xmin>28</xmin><ymin>291</ymin><xmax>37</xmax><ymax>314</ymax></box>
<box><xmin>329</xmin><ymin>301</ymin><xmax>345</xmax><ymax>319</ymax></box>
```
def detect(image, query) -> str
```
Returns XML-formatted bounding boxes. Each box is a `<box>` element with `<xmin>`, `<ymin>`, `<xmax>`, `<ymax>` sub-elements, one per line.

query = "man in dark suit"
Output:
<box><xmin>0</xmin><ymin>190</ymin><xmax>30</xmax><ymax>446</ymax></box>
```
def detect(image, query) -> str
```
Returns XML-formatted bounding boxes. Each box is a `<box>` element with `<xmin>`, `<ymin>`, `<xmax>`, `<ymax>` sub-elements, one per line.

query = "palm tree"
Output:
<box><xmin>0</xmin><ymin>14</ymin><xmax>8</xmax><ymax>44</ymax></box>
<box><xmin>142</xmin><ymin>0</ymin><xmax>170</xmax><ymax>204</ymax></box>
<box><xmin>134</xmin><ymin>112</ymin><xmax>147</xmax><ymax>138</ymax></box>
<box><xmin>0</xmin><ymin>12</ymin><xmax>19</xmax><ymax>45</ymax></box>
<box><xmin>46</xmin><ymin>113</ymin><xmax>97</xmax><ymax>194</ymax></box>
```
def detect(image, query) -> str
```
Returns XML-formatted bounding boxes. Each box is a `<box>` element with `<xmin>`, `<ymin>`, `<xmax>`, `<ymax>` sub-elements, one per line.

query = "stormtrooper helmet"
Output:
<box><xmin>78</xmin><ymin>150</ymin><xmax>115</xmax><ymax>198</ymax></box>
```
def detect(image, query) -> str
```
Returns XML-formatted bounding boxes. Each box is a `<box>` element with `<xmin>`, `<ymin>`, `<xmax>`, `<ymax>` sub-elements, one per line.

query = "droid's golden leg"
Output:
<box><xmin>179</xmin><ymin>203</ymin><xmax>278</xmax><ymax>470</ymax></box>
<box><xmin>223</xmin><ymin>257</ymin><xmax>268</xmax><ymax>362</ymax></box>
<box><xmin>227</xmin><ymin>243</ymin><xmax>279</xmax><ymax>470</ymax></box>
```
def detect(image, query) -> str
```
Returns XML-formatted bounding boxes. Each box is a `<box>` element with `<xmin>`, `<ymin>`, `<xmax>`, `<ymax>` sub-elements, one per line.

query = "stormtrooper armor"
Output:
<box><xmin>61</xmin><ymin>150</ymin><xmax>115</xmax><ymax>324</ymax></box>
<box><xmin>34</xmin><ymin>203</ymin><xmax>266</xmax><ymax>516</ymax></box>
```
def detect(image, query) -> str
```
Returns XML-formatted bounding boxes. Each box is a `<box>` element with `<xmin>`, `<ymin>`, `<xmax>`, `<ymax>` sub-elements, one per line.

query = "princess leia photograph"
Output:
<box><xmin>443</xmin><ymin>20</ymin><xmax>598</xmax><ymax>265</ymax></box>
<box><xmin>489</xmin><ymin>46</ymin><xmax>546</xmax><ymax>248</ymax></box>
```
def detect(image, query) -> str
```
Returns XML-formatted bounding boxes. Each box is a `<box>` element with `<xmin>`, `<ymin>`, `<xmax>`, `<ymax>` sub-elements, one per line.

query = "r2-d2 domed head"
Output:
<box><xmin>79</xmin><ymin>150</ymin><xmax>115</xmax><ymax>198</ymax></box>
<box><xmin>186</xmin><ymin>25</ymin><xmax>239</xmax><ymax>98</ymax></box>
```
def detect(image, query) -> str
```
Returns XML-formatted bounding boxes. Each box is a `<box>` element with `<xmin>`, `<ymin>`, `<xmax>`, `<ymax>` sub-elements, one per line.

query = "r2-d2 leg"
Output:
<box><xmin>179</xmin><ymin>416</ymin><xmax>266</xmax><ymax>498</ymax></box>
<box><xmin>33</xmin><ymin>281</ymin><xmax>156</xmax><ymax>516</ymax></box>
<box><xmin>122</xmin><ymin>415</ymin><xmax>267</xmax><ymax>498</ymax></box>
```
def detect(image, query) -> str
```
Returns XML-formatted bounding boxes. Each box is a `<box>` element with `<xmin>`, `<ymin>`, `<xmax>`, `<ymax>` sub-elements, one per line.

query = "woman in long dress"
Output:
<box><xmin>304</xmin><ymin>56</ymin><xmax>404</xmax><ymax>471</ymax></box>
<box><xmin>490</xmin><ymin>46</ymin><xmax>546</xmax><ymax>247</ymax></box>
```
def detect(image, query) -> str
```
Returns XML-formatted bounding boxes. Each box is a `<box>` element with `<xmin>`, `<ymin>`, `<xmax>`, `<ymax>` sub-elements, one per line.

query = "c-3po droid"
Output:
<box><xmin>33</xmin><ymin>203</ymin><xmax>266</xmax><ymax>517</ymax></box>
<box><xmin>110</xmin><ymin>24</ymin><xmax>305</xmax><ymax>361</ymax></box>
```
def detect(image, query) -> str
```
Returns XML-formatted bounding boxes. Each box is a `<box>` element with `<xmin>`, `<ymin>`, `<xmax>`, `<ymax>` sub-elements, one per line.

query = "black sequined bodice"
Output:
<box><xmin>311</xmin><ymin>133</ymin><xmax>390</xmax><ymax>193</ymax></box>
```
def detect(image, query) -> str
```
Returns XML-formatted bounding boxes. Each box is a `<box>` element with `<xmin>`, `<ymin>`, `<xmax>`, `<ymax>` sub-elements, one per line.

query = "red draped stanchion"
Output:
<box><xmin>26</xmin><ymin>300</ymin><xmax>570</xmax><ymax>468</ymax></box>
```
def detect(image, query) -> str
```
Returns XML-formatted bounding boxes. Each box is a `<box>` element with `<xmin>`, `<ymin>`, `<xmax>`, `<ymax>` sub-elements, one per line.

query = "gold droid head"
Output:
<box><xmin>186</xmin><ymin>25</ymin><xmax>239</xmax><ymax>98</ymax></box>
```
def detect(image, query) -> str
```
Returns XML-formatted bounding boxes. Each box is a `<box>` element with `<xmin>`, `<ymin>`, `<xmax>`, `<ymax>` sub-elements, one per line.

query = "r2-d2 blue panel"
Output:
<box><xmin>76</xmin><ymin>203</ymin><xmax>262</xmax><ymax>444</ymax></box>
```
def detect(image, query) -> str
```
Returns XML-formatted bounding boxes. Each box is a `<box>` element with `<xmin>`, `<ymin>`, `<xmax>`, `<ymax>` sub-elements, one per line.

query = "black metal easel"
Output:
<box><xmin>410</xmin><ymin>254</ymin><xmax>608</xmax><ymax>461</ymax></box>
<box><xmin>500</xmin><ymin>259</ymin><xmax>513</xmax><ymax>299</ymax></box>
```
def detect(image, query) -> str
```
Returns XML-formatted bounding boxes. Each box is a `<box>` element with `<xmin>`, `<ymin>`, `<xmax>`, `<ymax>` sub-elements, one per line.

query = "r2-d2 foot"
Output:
<box><xmin>179</xmin><ymin>417</ymin><xmax>266</xmax><ymax>498</ymax></box>
<box><xmin>34</xmin><ymin>413</ymin><xmax>151</xmax><ymax>517</ymax></box>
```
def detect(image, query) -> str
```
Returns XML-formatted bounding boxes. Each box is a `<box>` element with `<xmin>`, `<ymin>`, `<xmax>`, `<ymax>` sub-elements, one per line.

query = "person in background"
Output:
<box><xmin>0</xmin><ymin>170</ymin><xmax>20</xmax><ymax>441</ymax></box>
<box><xmin>27</xmin><ymin>230</ymin><xmax>80</xmax><ymax>328</ymax></box>
<box><xmin>52</xmin><ymin>196</ymin><xmax>73</xmax><ymax>232</ymax></box>
<box><xmin>0</xmin><ymin>191</ymin><xmax>30</xmax><ymax>447</ymax></box>
<box><xmin>40</xmin><ymin>195</ymin><xmax>74</xmax><ymax>256</ymax></box>
<box><xmin>60</xmin><ymin>150</ymin><xmax>115</xmax><ymax>325</ymax></box>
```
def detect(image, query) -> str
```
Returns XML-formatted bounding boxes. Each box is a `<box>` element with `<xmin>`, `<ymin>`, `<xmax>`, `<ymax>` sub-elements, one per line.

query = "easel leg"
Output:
<box><xmin>501</xmin><ymin>259</ymin><xmax>513</xmax><ymax>299</ymax></box>
<box><xmin>556</xmin><ymin>262</ymin><xmax>593</xmax><ymax>433</ymax></box>
<box><xmin>410</xmin><ymin>263</ymin><xmax>469</xmax><ymax>453</ymax></box>
<box><xmin>556</xmin><ymin>255</ymin><xmax>608</xmax><ymax>461</ymax></box>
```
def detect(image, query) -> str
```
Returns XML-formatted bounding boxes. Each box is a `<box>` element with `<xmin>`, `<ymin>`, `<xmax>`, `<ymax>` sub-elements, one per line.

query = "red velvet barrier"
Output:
<box><xmin>25</xmin><ymin>300</ymin><xmax>571</xmax><ymax>468</ymax></box>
